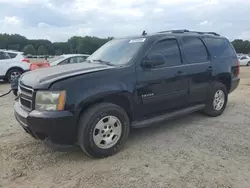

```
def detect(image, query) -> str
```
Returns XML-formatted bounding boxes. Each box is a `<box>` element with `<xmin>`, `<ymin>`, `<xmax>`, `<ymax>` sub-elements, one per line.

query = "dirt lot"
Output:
<box><xmin>1</xmin><ymin>68</ymin><xmax>250</xmax><ymax>188</ymax></box>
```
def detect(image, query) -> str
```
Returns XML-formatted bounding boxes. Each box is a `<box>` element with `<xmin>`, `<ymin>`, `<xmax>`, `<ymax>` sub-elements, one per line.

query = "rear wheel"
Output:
<box><xmin>203</xmin><ymin>82</ymin><xmax>228</xmax><ymax>117</ymax></box>
<box><xmin>77</xmin><ymin>103</ymin><xmax>130</xmax><ymax>158</ymax></box>
<box><xmin>247</xmin><ymin>62</ymin><xmax>250</xmax><ymax>66</ymax></box>
<box><xmin>6</xmin><ymin>68</ymin><xmax>22</xmax><ymax>83</ymax></box>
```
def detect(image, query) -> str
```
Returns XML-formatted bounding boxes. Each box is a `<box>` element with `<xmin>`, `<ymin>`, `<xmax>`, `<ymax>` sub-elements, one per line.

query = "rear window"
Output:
<box><xmin>203</xmin><ymin>38</ymin><xmax>236</xmax><ymax>58</ymax></box>
<box><xmin>8</xmin><ymin>52</ymin><xmax>18</xmax><ymax>58</ymax></box>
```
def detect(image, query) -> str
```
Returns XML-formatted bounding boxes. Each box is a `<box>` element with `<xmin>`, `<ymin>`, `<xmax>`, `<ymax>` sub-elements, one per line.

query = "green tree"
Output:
<box><xmin>55</xmin><ymin>50</ymin><xmax>63</xmax><ymax>55</ymax></box>
<box><xmin>0</xmin><ymin>33</ymin><xmax>113</xmax><ymax>55</ymax></box>
<box><xmin>37</xmin><ymin>45</ymin><xmax>48</xmax><ymax>55</ymax></box>
<box><xmin>232</xmin><ymin>39</ymin><xmax>250</xmax><ymax>54</ymax></box>
<box><xmin>22</xmin><ymin>44</ymin><xmax>36</xmax><ymax>55</ymax></box>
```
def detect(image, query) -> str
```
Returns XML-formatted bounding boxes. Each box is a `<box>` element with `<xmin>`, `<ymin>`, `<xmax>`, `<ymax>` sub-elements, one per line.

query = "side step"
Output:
<box><xmin>131</xmin><ymin>104</ymin><xmax>205</xmax><ymax>128</ymax></box>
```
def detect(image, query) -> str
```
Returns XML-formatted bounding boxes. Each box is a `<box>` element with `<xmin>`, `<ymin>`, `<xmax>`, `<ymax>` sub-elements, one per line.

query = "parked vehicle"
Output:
<box><xmin>238</xmin><ymin>55</ymin><xmax>250</xmax><ymax>66</ymax></box>
<box><xmin>0</xmin><ymin>50</ymin><xmax>30</xmax><ymax>82</ymax></box>
<box><xmin>14</xmin><ymin>30</ymin><xmax>240</xmax><ymax>158</ymax></box>
<box><xmin>49</xmin><ymin>54</ymin><xmax>89</xmax><ymax>66</ymax></box>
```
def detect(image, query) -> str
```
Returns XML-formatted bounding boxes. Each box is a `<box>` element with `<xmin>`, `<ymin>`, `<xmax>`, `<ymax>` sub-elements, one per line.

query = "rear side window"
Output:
<box><xmin>203</xmin><ymin>38</ymin><xmax>236</xmax><ymax>58</ymax></box>
<box><xmin>8</xmin><ymin>52</ymin><xmax>17</xmax><ymax>58</ymax></box>
<box><xmin>147</xmin><ymin>39</ymin><xmax>182</xmax><ymax>67</ymax></box>
<box><xmin>182</xmin><ymin>37</ymin><xmax>209</xmax><ymax>63</ymax></box>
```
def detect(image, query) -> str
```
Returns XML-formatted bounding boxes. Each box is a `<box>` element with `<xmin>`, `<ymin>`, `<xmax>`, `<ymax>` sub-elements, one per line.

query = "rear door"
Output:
<box><xmin>136</xmin><ymin>37</ymin><xmax>189</xmax><ymax>118</ymax></box>
<box><xmin>180</xmin><ymin>36</ymin><xmax>212</xmax><ymax>104</ymax></box>
<box><xmin>0</xmin><ymin>52</ymin><xmax>11</xmax><ymax>76</ymax></box>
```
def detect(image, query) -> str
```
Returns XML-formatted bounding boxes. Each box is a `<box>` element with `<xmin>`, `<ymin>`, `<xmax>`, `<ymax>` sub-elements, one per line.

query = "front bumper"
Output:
<box><xmin>229</xmin><ymin>77</ymin><xmax>240</xmax><ymax>94</ymax></box>
<box><xmin>14</xmin><ymin>100</ymin><xmax>77</xmax><ymax>148</ymax></box>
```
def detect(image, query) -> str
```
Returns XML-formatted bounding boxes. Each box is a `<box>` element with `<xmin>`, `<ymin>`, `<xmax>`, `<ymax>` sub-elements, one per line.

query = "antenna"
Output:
<box><xmin>142</xmin><ymin>30</ymin><xmax>147</xmax><ymax>36</ymax></box>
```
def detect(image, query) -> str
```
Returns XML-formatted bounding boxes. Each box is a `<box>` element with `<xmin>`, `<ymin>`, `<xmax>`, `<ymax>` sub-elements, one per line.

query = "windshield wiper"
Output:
<box><xmin>91</xmin><ymin>59</ymin><xmax>114</xmax><ymax>66</ymax></box>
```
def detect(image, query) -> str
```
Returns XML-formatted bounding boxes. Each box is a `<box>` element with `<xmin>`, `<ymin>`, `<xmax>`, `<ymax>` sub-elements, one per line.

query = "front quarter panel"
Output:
<box><xmin>49</xmin><ymin>67</ymin><xmax>137</xmax><ymax>115</ymax></box>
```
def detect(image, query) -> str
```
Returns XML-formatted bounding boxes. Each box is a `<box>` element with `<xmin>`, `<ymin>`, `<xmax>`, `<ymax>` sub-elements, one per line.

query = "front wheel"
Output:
<box><xmin>77</xmin><ymin>103</ymin><xmax>130</xmax><ymax>158</ymax></box>
<box><xmin>247</xmin><ymin>62</ymin><xmax>250</xmax><ymax>66</ymax></box>
<box><xmin>203</xmin><ymin>82</ymin><xmax>228</xmax><ymax>117</ymax></box>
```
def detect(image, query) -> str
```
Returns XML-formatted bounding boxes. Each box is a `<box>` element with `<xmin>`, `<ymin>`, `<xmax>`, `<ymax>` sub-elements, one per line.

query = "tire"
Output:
<box><xmin>203</xmin><ymin>82</ymin><xmax>228</xmax><ymax>117</ymax></box>
<box><xmin>12</xmin><ymin>89</ymin><xmax>18</xmax><ymax>96</ymax></box>
<box><xmin>6</xmin><ymin>68</ymin><xmax>23</xmax><ymax>83</ymax></box>
<box><xmin>247</xmin><ymin>62</ymin><xmax>250</xmax><ymax>66</ymax></box>
<box><xmin>77</xmin><ymin>103</ymin><xmax>130</xmax><ymax>158</ymax></box>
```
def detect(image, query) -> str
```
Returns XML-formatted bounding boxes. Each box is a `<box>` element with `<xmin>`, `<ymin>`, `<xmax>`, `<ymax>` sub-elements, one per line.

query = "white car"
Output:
<box><xmin>0</xmin><ymin>50</ymin><xmax>30</xmax><ymax>82</ymax></box>
<box><xmin>238</xmin><ymin>55</ymin><xmax>250</xmax><ymax>66</ymax></box>
<box><xmin>49</xmin><ymin>54</ymin><xmax>89</xmax><ymax>66</ymax></box>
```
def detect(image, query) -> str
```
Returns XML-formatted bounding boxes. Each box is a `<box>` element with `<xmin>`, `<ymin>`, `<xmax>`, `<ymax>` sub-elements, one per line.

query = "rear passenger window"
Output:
<box><xmin>8</xmin><ymin>52</ymin><xmax>17</xmax><ymax>58</ymax></box>
<box><xmin>147</xmin><ymin>39</ymin><xmax>182</xmax><ymax>67</ymax></box>
<box><xmin>182</xmin><ymin>37</ymin><xmax>209</xmax><ymax>63</ymax></box>
<box><xmin>204</xmin><ymin>38</ymin><xmax>236</xmax><ymax>58</ymax></box>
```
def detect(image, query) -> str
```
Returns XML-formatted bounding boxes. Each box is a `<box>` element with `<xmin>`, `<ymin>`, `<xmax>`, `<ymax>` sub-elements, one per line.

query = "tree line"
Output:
<box><xmin>0</xmin><ymin>33</ymin><xmax>250</xmax><ymax>55</ymax></box>
<box><xmin>0</xmin><ymin>34</ymin><xmax>113</xmax><ymax>55</ymax></box>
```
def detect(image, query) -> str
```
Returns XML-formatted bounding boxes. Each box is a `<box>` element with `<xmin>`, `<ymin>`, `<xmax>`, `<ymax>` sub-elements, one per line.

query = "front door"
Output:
<box><xmin>136</xmin><ymin>38</ymin><xmax>189</xmax><ymax>119</ymax></box>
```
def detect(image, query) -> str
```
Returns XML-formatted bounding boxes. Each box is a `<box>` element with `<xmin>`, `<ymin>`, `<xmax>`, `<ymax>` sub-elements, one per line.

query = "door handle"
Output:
<box><xmin>207</xmin><ymin>66</ymin><xmax>213</xmax><ymax>71</ymax></box>
<box><xmin>175</xmin><ymin>71</ymin><xmax>186</xmax><ymax>77</ymax></box>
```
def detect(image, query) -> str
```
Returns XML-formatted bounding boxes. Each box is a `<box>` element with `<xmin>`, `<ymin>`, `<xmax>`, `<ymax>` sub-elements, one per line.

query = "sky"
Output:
<box><xmin>0</xmin><ymin>0</ymin><xmax>249</xmax><ymax>42</ymax></box>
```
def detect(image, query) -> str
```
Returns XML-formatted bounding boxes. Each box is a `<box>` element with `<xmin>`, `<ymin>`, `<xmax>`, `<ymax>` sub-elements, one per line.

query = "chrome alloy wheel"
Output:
<box><xmin>213</xmin><ymin>90</ymin><xmax>225</xmax><ymax>111</ymax></box>
<box><xmin>93</xmin><ymin>116</ymin><xmax>122</xmax><ymax>149</ymax></box>
<box><xmin>10</xmin><ymin>71</ymin><xmax>21</xmax><ymax>81</ymax></box>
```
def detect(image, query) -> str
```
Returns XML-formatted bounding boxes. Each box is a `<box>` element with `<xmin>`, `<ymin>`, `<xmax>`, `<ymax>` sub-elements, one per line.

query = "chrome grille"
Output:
<box><xmin>19</xmin><ymin>84</ymin><xmax>34</xmax><ymax>111</ymax></box>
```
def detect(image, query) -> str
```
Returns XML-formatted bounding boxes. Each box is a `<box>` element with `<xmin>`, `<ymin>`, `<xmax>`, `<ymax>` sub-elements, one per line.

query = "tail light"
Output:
<box><xmin>22</xmin><ymin>58</ymin><xmax>30</xmax><ymax>63</ymax></box>
<box><xmin>236</xmin><ymin>60</ymin><xmax>240</xmax><ymax>76</ymax></box>
<box><xmin>29</xmin><ymin>62</ymin><xmax>50</xmax><ymax>71</ymax></box>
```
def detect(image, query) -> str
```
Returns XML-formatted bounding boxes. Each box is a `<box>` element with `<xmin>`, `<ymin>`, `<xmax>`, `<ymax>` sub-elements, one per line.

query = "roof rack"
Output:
<box><xmin>157</xmin><ymin>29</ymin><xmax>220</xmax><ymax>36</ymax></box>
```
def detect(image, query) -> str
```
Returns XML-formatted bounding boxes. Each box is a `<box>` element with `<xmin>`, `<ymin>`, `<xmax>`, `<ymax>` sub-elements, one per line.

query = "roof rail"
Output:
<box><xmin>157</xmin><ymin>29</ymin><xmax>220</xmax><ymax>36</ymax></box>
<box><xmin>158</xmin><ymin>29</ymin><xmax>190</xmax><ymax>34</ymax></box>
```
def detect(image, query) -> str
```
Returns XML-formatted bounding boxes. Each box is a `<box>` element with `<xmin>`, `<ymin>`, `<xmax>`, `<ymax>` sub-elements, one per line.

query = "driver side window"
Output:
<box><xmin>146</xmin><ymin>39</ymin><xmax>182</xmax><ymax>67</ymax></box>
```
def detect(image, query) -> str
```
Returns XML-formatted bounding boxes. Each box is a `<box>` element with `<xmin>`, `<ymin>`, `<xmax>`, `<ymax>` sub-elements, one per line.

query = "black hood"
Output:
<box><xmin>20</xmin><ymin>62</ymin><xmax>113</xmax><ymax>89</ymax></box>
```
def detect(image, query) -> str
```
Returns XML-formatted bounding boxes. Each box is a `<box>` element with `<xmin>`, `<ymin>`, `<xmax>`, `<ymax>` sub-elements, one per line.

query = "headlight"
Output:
<box><xmin>35</xmin><ymin>91</ymin><xmax>66</xmax><ymax>111</ymax></box>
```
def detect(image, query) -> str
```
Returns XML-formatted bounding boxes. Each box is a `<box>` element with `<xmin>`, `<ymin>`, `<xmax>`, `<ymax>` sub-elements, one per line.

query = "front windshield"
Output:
<box><xmin>87</xmin><ymin>38</ymin><xmax>146</xmax><ymax>65</ymax></box>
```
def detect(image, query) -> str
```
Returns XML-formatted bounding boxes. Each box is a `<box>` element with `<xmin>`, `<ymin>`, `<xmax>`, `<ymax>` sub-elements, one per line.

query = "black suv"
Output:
<box><xmin>14</xmin><ymin>30</ymin><xmax>240</xmax><ymax>158</ymax></box>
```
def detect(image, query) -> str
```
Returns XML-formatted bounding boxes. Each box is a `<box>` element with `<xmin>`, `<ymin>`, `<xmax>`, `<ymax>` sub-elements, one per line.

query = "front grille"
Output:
<box><xmin>19</xmin><ymin>84</ymin><xmax>34</xmax><ymax>111</ymax></box>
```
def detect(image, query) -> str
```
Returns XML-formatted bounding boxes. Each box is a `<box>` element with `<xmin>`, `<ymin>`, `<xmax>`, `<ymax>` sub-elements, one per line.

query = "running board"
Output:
<box><xmin>131</xmin><ymin>104</ymin><xmax>205</xmax><ymax>128</ymax></box>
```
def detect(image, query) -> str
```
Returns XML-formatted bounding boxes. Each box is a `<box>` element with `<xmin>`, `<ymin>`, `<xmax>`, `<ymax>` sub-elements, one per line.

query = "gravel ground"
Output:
<box><xmin>1</xmin><ymin>67</ymin><xmax>250</xmax><ymax>188</ymax></box>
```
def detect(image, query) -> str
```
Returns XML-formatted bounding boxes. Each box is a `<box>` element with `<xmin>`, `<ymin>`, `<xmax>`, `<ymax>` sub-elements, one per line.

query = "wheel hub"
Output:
<box><xmin>213</xmin><ymin>90</ymin><xmax>225</xmax><ymax>111</ymax></box>
<box><xmin>10</xmin><ymin>71</ymin><xmax>21</xmax><ymax>81</ymax></box>
<box><xmin>93</xmin><ymin>116</ymin><xmax>122</xmax><ymax>149</ymax></box>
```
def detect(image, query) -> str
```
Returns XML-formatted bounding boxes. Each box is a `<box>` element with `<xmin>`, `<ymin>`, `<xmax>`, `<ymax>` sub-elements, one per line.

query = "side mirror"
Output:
<box><xmin>142</xmin><ymin>54</ymin><xmax>165</xmax><ymax>68</ymax></box>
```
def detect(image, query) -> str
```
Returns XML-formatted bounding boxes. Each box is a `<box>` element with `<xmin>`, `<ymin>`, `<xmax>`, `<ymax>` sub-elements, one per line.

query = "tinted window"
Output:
<box><xmin>77</xmin><ymin>56</ymin><xmax>87</xmax><ymax>63</ymax></box>
<box><xmin>69</xmin><ymin>57</ymin><xmax>78</xmax><ymax>64</ymax></box>
<box><xmin>183</xmin><ymin>37</ymin><xmax>209</xmax><ymax>63</ymax></box>
<box><xmin>204</xmin><ymin>38</ymin><xmax>236</xmax><ymax>58</ymax></box>
<box><xmin>147</xmin><ymin>39</ymin><xmax>181</xmax><ymax>67</ymax></box>
<box><xmin>8</xmin><ymin>52</ymin><xmax>17</xmax><ymax>58</ymax></box>
<box><xmin>0</xmin><ymin>52</ymin><xmax>10</xmax><ymax>60</ymax></box>
<box><xmin>59</xmin><ymin>58</ymin><xmax>70</xmax><ymax>65</ymax></box>
<box><xmin>240</xmin><ymin>56</ymin><xmax>247</xmax><ymax>60</ymax></box>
